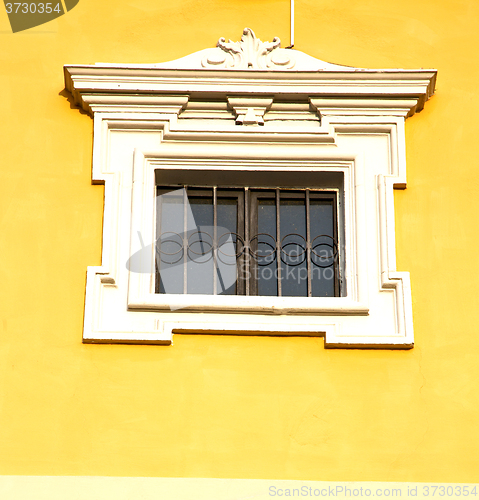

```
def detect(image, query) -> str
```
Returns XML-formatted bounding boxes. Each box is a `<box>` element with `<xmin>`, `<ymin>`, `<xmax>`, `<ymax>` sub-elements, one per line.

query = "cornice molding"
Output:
<box><xmin>64</xmin><ymin>27</ymin><xmax>436</xmax><ymax>118</ymax></box>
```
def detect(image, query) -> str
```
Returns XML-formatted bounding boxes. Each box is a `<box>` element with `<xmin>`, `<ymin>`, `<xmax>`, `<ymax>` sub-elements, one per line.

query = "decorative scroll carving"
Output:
<box><xmin>202</xmin><ymin>28</ymin><xmax>295</xmax><ymax>70</ymax></box>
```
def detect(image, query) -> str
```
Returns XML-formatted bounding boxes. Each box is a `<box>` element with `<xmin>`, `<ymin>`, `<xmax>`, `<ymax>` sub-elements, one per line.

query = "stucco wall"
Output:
<box><xmin>1</xmin><ymin>0</ymin><xmax>478</xmax><ymax>482</ymax></box>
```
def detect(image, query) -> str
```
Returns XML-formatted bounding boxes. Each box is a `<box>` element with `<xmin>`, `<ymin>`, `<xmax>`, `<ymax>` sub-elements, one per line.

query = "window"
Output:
<box><xmin>155</xmin><ymin>186</ymin><xmax>340</xmax><ymax>298</ymax></box>
<box><xmin>64</xmin><ymin>27</ymin><xmax>436</xmax><ymax>348</ymax></box>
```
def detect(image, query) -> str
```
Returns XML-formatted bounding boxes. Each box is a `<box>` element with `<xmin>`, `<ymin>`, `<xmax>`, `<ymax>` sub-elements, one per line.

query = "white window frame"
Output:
<box><xmin>64</xmin><ymin>28</ymin><xmax>436</xmax><ymax>348</ymax></box>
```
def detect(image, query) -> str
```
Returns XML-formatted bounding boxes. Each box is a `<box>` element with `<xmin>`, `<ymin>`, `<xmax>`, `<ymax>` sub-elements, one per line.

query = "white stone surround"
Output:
<box><xmin>64</xmin><ymin>28</ymin><xmax>436</xmax><ymax>348</ymax></box>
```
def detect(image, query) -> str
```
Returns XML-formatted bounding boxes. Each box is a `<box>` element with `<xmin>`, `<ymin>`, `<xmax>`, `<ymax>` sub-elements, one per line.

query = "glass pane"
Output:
<box><xmin>187</xmin><ymin>192</ymin><xmax>214</xmax><ymax>294</ymax></box>
<box><xmin>280</xmin><ymin>196</ymin><xmax>307</xmax><ymax>297</ymax></box>
<box><xmin>156</xmin><ymin>186</ymin><xmax>339</xmax><ymax>298</ymax></box>
<box><xmin>156</xmin><ymin>188</ymin><xmax>184</xmax><ymax>295</ymax></box>
<box><xmin>216</xmin><ymin>196</ymin><xmax>238</xmax><ymax>295</ymax></box>
<box><xmin>257</xmin><ymin>197</ymin><xmax>277</xmax><ymax>296</ymax></box>
<box><xmin>310</xmin><ymin>199</ymin><xmax>336</xmax><ymax>297</ymax></box>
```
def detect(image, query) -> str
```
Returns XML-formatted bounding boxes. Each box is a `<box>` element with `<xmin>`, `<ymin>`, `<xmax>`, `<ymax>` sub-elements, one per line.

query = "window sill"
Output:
<box><xmin>127</xmin><ymin>294</ymin><xmax>369</xmax><ymax>315</ymax></box>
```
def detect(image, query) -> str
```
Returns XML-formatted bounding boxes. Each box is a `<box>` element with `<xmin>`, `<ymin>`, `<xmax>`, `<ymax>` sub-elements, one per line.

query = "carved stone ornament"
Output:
<box><xmin>202</xmin><ymin>27</ymin><xmax>295</xmax><ymax>69</ymax></box>
<box><xmin>120</xmin><ymin>27</ymin><xmax>368</xmax><ymax>72</ymax></box>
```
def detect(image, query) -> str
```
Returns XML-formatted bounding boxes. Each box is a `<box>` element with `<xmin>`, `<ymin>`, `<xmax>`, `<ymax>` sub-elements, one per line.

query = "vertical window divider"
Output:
<box><xmin>183</xmin><ymin>186</ymin><xmax>188</xmax><ymax>294</ymax></box>
<box><xmin>155</xmin><ymin>190</ymin><xmax>162</xmax><ymax>294</ymax></box>
<box><xmin>244</xmin><ymin>187</ymin><xmax>250</xmax><ymax>296</ymax></box>
<box><xmin>305</xmin><ymin>189</ymin><xmax>312</xmax><ymax>297</ymax></box>
<box><xmin>276</xmin><ymin>188</ymin><xmax>282</xmax><ymax>297</ymax></box>
<box><xmin>213</xmin><ymin>186</ymin><xmax>218</xmax><ymax>295</ymax></box>
<box><xmin>333</xmin><ymin>191</ymin><xmax>340</xmax><ymax>297</ymax></box>
<box><xmin>236</xmin><ymin>189</ymin><xmax>245</xmax><ymax>296</ymax></box>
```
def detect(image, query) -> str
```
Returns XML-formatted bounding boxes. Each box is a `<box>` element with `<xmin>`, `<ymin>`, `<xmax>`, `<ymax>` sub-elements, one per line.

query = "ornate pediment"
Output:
<box><xmin>204</xmin><ymin>27</ymin><xmax>291</xmax><ymax>69</ymax></box>
<box><xmin>64</xmin><ymin>28</ymin><xmax>437</xmax><ymax>117</ymax></box>
<box><xmin>149</xmin><ymin>27</ymin><xmax>357</xmax><ymax>71</ymax></box>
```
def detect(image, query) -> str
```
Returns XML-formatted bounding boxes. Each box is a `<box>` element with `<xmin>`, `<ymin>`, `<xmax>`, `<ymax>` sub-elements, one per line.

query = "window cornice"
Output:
<box><xmin>64</xmin><ymin>27</ymin><xmax>436</xmax><ymax>117</ymax></box>
<box><xmin>64</xmin><ymin>64</ymin><xmax>436</xmax><ymax>117</ymax></box>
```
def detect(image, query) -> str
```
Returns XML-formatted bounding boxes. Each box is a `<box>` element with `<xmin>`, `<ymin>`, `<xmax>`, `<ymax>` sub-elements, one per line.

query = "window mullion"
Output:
<box><xmin>213</xmin><ymin>186</ymin><xmax>217</xmax><ymax>295</ymax></box>
<box><xmin>333</xmin><ymin>192</ymin><xmax>340</xmax><ymax>297</ymax></box>
<box><xmin>276</xmin><ymin>188</ymin><xmax>282</xmax><ymax>297</ymax></box>
<box><xmin>155</xmin><ymin>190</ymin><xmax>162</xmax><ymax>294</ymax></box>
<box><xmin>306</xmin><ymin>189</ymin><xmax>312</xmax><ymax>297</ymax></box>
<box><xmin>236</xmin><ymin>190</ymin><xmax>245</xmax><ymax>296</ymax></box>
<box><xmin>183</xmin><ymin>186</ymin><xmax>188</xmax><ymax>294</ymax></box>
<box><xmin>244</xmin><ymin>187</ymin><xmax>250</xmax><ymax>296</ymax></box>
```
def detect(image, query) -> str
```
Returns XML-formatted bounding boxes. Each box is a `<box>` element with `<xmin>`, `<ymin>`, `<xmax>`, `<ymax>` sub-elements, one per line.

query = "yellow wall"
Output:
<box><xmin>1</xmin><ymin>0</ymin><xmax>479</xmax><ymax>482</ymax></box>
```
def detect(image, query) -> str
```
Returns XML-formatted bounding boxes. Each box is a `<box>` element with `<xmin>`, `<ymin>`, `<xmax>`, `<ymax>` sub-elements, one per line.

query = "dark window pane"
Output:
<box><xmin>157</xmin><ymin>188</ymin><xmax>184</xmax><ymax>294</ymax></box>
<box><xmin>310</xmin><ymin>199</ymin><xmax>336</xmax><ymax>297</ymax></box>
<box><xmin>257</xmin><ymin>196</ymin><xmax>277</xmax><ymax>296</ymax></box>
<box><xmin>187</xmin><ymin>192</ymin><xmax>214</xmax><ymax>294</ymax></box>
<box><xmin>217</xmin><ymin>196</ymin><xmax>238</xmax><ymax>295</ymax></box>
<box><xmin>280</xmin><ymin>196</ymin><xmax>307</xmax><ymax>297</ymax></box>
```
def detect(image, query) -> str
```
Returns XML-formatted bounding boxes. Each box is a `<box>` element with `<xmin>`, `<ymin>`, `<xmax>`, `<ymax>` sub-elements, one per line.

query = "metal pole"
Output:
<box><xmin>287</xmin><ymin>0</ymin><xmax>295</xmax><ymax>48</ymax></box>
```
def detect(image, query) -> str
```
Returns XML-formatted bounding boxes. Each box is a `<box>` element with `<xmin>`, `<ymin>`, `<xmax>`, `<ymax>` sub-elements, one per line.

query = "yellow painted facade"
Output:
<box><xmin>1</xmin><ymin>0</ymin><xmax>479</xmax><ymax>484</ymax></box>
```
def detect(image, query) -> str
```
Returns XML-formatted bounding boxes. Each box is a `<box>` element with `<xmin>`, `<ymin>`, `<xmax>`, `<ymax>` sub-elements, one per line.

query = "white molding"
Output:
<box><xmin>66</xmin><ymin>28</ymin><xmax>436</xmax><ymax>349</ymax></box>
<box><xmin>128</xmin><ymin>152</ymin><xmax>364</xmax><ymax>316</ymax></box>
<box><xmin>64</xmin><ymin>65</ymin><xmax>436</xmax><ymax>117</ymax></box>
